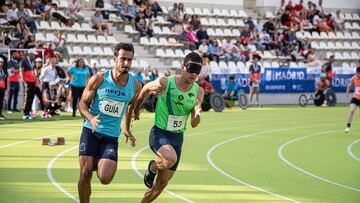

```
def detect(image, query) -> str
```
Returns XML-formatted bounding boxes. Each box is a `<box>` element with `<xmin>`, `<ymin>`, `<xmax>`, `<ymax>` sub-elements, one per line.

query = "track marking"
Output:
<box><xmin>131</xmin><ymin>146</ymin><xmax>195</xmax><ymax>203</ymax></box>
<box><xmin>347</xmin><ymin>139</ymin><xmax>360</xmax><ymax>162</ymax></box>
<box><xmin>47</xmin><ymin>145</ymin><xmax>80</xmax><ymax>203</ymax></box>
<box><xmin>278</xmin><ymin>130</ymin><xmax>360</xmax><ymax>192</ymax></box>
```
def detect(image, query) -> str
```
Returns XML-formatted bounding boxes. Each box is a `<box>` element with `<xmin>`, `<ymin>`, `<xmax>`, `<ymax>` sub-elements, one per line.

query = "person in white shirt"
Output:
<box><xmin>68</xmin><ymin>0</ymin><xmax>84</xmax><ymax>22</ymax></box>
<box><xmin>333</xmin><ymin>10</ymin><xmax>344</xmax><ymax>31</ymax></box>
<box><xmin>40</xmin><ymin>56</ymin><xmax>58</xmax><ymax>91</ymax></box>
<box><xmin>198</xmin><ymin>40</ymin><xmax>209</xmax><ymax>57</ymax></box>
<box><xmin>7</xmin><ymin>3</ymin><xmax>18</xmax><ymax>26</ymax></box>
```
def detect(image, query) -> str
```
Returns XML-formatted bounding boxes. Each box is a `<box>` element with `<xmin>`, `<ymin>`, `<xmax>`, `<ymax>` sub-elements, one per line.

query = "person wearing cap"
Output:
<box><xmin>223</xmin><ymin>75</ymin><xmax>240</xmax><ymax>100</ymax></box>
<box><xmin>7</xmin><ymin>51</ymin><xmax>21</xmax><ymax>112</ymax></box>
<box><xmin>20</xmin><ymin>49</ymin><xmax>38</xmax><ymax>120</ymax></box>
<box><xmin>321</xmin><ymin>55</ymin><xmax>335</xmax><ymax>86</ymax></box>
<box><xmin>249</xmin><ymin>55</ymin><xmax>262</xmax><ymax>107</ymax></box>
<box><xmin>133</xmin><ymin>52</ymin><xmax>204</xmax><ymax>202</ymax></box>
<box><xmin>42</xmin><ymin>80</ymin><xmax>61</xmax><ymax>117</ymax></box>
<box><xmin>0</xmin><ymin>57</ymin><xmax>7</xmax><ymax>119</ymax></box>
<box><xmin>344</xmin><ymin>67</ymin><xmax>360</xmax><ymax>133</ymax></box>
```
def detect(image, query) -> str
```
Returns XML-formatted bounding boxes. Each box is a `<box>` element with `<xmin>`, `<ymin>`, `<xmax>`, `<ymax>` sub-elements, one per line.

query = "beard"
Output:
<box><xmin>117</xmin><ymin>65</ymin><xmax>130</xmax><ymax>74</ymax></box>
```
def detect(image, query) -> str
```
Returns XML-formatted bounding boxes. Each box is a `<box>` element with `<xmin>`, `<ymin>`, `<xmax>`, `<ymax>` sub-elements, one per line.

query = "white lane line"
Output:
<box><xmin>278</xmin><ymin>130</ymin><xmax>360</xmax><ymax>192</ymax></box>
<box><xmin>0</xmin><ymin>131</ymin><xmax>79</xmax><ymax>149</ymax></box>
<box><xmin>207</xmin><ymin>126</ymin><xmax>308</xmax><ymax>203</ymax></box>
<box><xmin>131</xmin><ymin>146</ymin><xmax>195</xmax><ymax>203</ymax></box>
<box><xmin>47</xmin><ymin>145</ymin><xmax>79</xmax><ymax>203</ymax></box>
<box><xmin>347</xmin><ymin>139</ymin><xmax>360</xmax><ymax>162</ymax></box>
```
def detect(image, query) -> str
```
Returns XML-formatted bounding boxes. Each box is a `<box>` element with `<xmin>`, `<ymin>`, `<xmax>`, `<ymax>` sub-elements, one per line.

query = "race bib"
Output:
<box><xmin>167</xmin><ymin>115</ymin><xmax>187</xmax><ymax>131</ymax></box>
<box><xmin>99</xmin><ymin>98</ymin><xmax>125</xmax><ymax>117</ymax></box>
<box><xmin>252</xmin><ymin>82</ymin><xmax>259</xmax><ymax>87</ymax></box>
<box><xmin>355</xmin><ymin>87</ymin><xmax>360</xmax><ymax>95</ymax></box>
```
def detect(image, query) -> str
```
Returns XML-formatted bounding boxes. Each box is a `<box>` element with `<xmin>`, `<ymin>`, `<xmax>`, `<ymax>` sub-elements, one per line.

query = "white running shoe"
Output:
<box><xmin>344</xmin><ymin>127</ymin><xmax>350</xmax><ymax>133</ymax></box>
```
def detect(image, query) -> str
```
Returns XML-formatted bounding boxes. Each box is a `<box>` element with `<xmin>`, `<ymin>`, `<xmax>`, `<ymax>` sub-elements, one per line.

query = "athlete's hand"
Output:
<box><xmin>195</xmin><ymin>101</ymin><xmax>202</xmax><ymax>117</ymax></box>
<box><xmin>90</xmin><ymin>115</ymin><xmax>100</xmax><ymax>133</ymax></box>
<box><xmin>124</xmin><ymin>131</ymin><xmax>136</xmax><ymax>147</ymax></box>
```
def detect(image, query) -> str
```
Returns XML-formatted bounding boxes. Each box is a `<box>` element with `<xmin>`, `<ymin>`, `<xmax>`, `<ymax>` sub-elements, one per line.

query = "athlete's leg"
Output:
<box><xmin>249</xmin><ymin>86</ymin><xmax>254</xmax><ymax>104</ymax></box>
<box><xmin>97</xmin><ymin>159</ymin><xmax>117</xmax><ymax>184</ymax></box>
<box><xmin>346</xmin><ymin>103</ymin><xmax>357</xmax><ymax>126</ymax></box>
<box><xmin>141</xmin><ymin>169</ymin><xmax>175</xmax><ymax>203</ymax></box>
<box><xmin>78</xmin><ymin>156</ymin><xmax>95</xmax><ymax>203</ymax></box>
<box><xmin>152</xmin><ymin>144</ymin><xmax>177</xmax><ymax>171</ymax></box>
<box><xmin>255</xmin><ymin>87</ymin><xmax>260</xmax><ymax>105</ymax></box>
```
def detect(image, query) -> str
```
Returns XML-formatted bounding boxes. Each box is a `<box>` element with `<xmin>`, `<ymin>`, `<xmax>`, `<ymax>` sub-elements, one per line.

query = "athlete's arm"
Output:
<box><xmin>79</xmin><ymin>72</ymin><xmax>105</xmax><ymax>132</ymax></box>
<box><xmin>191</xmin><ymin>87</ymin><xmax>204</xmax><ymax>128</ymax></box>
<box><xmin>134</xmin><ymin>76</ymin><xmax>167</xmax><ymax>120</ymax></box>
<box><xmin>123</xmin><ymin>79</ymin><xmax>142</xmax><ymax>147</ymax></box>
<box><xmin>346</xmin><ymin>77</ymin><xmax>354</xmax><ymax>97</ymax></box>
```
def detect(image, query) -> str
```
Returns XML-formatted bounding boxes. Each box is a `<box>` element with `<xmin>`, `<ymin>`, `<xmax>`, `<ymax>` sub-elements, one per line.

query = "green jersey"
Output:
<box><xmin>154</xmin><ymin>76</ymin><xmax>199</xmax><ymax>133</ymax></box>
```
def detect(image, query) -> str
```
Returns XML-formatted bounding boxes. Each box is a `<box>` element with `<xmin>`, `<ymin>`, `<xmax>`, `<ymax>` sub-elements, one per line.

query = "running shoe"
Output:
<box><xmin>144</xmin><ymin>160</ymin><xmax>157</xmax><ymax>188</ymax></box>
<box><xmin>344</xmin><ymin>127</ymin><xmax>350</xmax><ymax>133</ymax></box>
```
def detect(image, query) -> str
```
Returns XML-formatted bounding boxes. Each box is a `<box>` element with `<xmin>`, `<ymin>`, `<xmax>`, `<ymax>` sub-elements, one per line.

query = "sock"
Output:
<box><xmin>347</xmin><ymin>123</ymin><xmax>351</xmax><ymax>128</ymax></box>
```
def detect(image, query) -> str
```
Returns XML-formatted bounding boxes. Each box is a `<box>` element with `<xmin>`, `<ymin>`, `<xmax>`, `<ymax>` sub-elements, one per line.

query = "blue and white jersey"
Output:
<box><xmin>84</xmin><ymin>70</ymin><xmax>135</xmax><ymax>137</ymax></box>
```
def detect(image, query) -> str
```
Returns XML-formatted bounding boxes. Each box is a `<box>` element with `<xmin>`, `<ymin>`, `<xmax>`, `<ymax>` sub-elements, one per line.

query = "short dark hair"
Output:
<box><xmin>229</xmin><ymin>76</ymin><xmax>235</xmax><ymax>80</ymax></box>
<box><xmin>357</xmin><ymin>67</ymin><xmax>360</xmax><ymax>73</ymax></box>
<box><xmin>183</xmin><ymin>52</ymin><xmax>203</xmax><ymax>65</ymax></box>
<box><xmin>114</xmin><ymin>42</ymin><xmax>134</xmax><ymax>56</ymax></box>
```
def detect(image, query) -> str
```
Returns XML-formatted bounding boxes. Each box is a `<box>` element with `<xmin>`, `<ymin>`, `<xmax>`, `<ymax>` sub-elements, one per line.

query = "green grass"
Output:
<box><xmin>0</xmin><ymin>106</ymin><xmax>359</xmax><ymax>203</ymax></box>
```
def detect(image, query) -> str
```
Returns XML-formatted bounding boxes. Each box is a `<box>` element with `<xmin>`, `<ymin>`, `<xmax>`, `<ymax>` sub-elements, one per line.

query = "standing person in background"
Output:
<box><xmin>20</xmin><ymin>49</ymin><xmax>37</xmax><ymax>120</ymax></box>
<box><xmin>344</xmin><ymin>67</ymin><xmax>360</xmax><ymax>133</ymax></box>
<box><xmin>67</xmin><ymin>58</ymin><xmax>90</xmax><ymax>117</ymax></box>
<box><xmin>0</xmin><ymin>58</ymin><xmax>7</xmax><ymax>119</ymax></box>
<box><xmin>31</xmin><ymin>57</ymin><xmax>45</xmax><ymax>117</ymax></box>
<box><xmin>89</xmin><ymin>59</ymin><xmax>98</xmax><ymax>77</ymax></box>
<box><xmin>248</xmin><ymin>55</ymin><xmax>262</xmax><ymax>107</ymax></box>
<box><xmin>321</xmin><ymin>55</ymin><xmax>335</xmax><ymax>86</ymax></box>
<box><xmin>7</xmin><ymin>51</ymin><xmax>21</xmax><ymax>112</ymax></box>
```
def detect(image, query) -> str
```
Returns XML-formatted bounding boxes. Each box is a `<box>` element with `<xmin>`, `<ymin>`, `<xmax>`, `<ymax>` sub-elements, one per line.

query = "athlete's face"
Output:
<box><xmin>114</xmin><ymin>49</ymin><xmax>134</xmax><ymax>74</ymax></box>
<box><xmin>182</xmin><ymin>61</ymin><xmax>202</xmax><ymax>83</ymax></box>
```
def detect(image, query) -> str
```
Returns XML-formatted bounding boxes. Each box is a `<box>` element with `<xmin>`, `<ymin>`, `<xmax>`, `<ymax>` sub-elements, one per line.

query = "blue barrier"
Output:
<box><xmin>211</xmin><ymin>67</ymin><xmax>354</xmax><ymax>93</ymax></box>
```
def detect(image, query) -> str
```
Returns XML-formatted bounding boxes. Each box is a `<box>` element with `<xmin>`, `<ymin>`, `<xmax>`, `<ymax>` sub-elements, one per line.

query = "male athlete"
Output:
<box><xmin>134</xmin><ymin>52</ymin><xmax>204</xmax><ymax>203</ymax></box>
<box><xmin>344</xmin><ymin>66</ymin><xmax>360</xmax><ymax>133</ymax></box>
<box><xmin>77</xmin><ymin>42</ymin><xmax>142</xmax><ymax>203</ymax></box>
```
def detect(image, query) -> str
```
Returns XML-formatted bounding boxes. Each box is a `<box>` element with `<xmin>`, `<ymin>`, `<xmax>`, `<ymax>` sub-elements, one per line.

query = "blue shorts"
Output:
<box><xmin>149</xmin><ymin>126</ymin><xmax>183</xmax><ymax>171</ymax></box>
<box><xmin>79</xmin><ymin>127</ymin><xmax>119</xmax><ymax>162</ymax></box>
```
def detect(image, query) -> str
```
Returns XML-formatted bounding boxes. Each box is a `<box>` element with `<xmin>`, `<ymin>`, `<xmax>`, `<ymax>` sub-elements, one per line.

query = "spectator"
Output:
<box><xmin>149</xmin><ymin>0</ymin><xmax>162</xmax><ymax>18</ymax></box>
<box><xmin>17</xmin><ymin>3</ymin><xmax>37</xmax><ymax>33</ymax></box>
<box><xmin>15</xmin><ymin>16</ymin><xmax>31</xmax><ymax>40</ymax></box>
<box><xmin>326</xmin><ymin>13</ymin><xmax>335</xmax><ymax>32</ymax></box>
<box><xmin>33</xmin><ymin>57</ymin><xmax>45</xmax><ymax>115</ymax></box>
<box><xmin>134</xmin><ymin>68</ymin><xmax>144</xmax><ymax>84</ymax></box>
<box><xmin>91</xmin><ymin>8</ymin><xmax>113</xmax><ymax>35</ymax></box>
<box><xmin>294</xmin><ymin>0</ymin><xmax>304</xmax><ymax>12</ymax></box>
<box><xmin>135</xmin><ymin>11</ymin><xmax>154</xmax><ymax>37</ymax></box>
<box><xmin>182</xmin><ymin>14</ymin><xmax>190</xmax><ymax>24</ymax></box>
<box><xmin>20</xmin><ymin>48</ymin><xmax>37</xmax><ymax>120</ymax></box>
<box><xmin>0</xmin><ymin>57</ymin><xmax>7</xmax><ymax>119</ymax></box>
<box><xmin>196</xmin><ymin>25</ymin><xmax>209</xmax><ymax>42</ymax></box>
<box><xmin>333</xmin><ymin>10</ymin><xmax>344</xmax><ymax>31</ymax></box>
<box><xmin>7</xmin><ymin>3</ymin><xmax>18</xmax><ymax>26</ymax></box>
<box><xmin>305</xmin><ymin>48</ymin><xmax>317</xmax><ymax>64</ymax></box>
<box><xmin>89</xmin><ymin>59</ymin><xmax>98</xmax><ymax>77</ymax></box>
<box><xmin>275</xmin><ymin>0</ymin><xmax>286</xmax><ymax>15</ymax></box>
<box><xmin>178</xmin><ymin>3</ymin><xmax>185</xmax><ymax>20</ymax></box>
<box><xmin>95</xmin><ymin>0</ymin><xmax>110</xmax><ymax>19</ymax></box>
<box><xmin>245</xmin><ymin>16</ymin><xmax>255</xmax><ymax>31</ymax></box>
<box><xmin>317</xmin><ymin>0</ymin><xmax>324</xmax><ymax>14</ymax></box>
<box><xmin>67</xmin><ymin>58</ymin><xmax>90</xmax><ymax>117</ymax></box>
<box><xmin>280</xmin><ymin>9</ymin><xmax>292</xmax><ymax>27</ymax></box>
<box><xmin>220</xmin><ymin>37</ymin><xmax>233</xmax><ymax>62</ymax></box>
<box><xmin>68</xmin><ymin>0</ymin><xmax>85</xmax><ymax>22</ymax></box>
<box><xmin>208</xmin><ymin>40</ymin><xmax>221</xmax><ymax>63</ymax></box>
<box><xmin>167</xmin><ymin>3</ymin><xmax>181</xmax><ymax>25</ymax></box>
<box><xmin>240</xmin><ymin>24</ymin><xmax>252</xmax><ymax>42</ymax></box>
<box><xmin>300</xmin><ymin>37</ymin><xmax>311</xmax><ymax>57</ymax></box>
<box><xmin>148</xmin><ymin>67</ymin><xmax>158</xmax><ymax>82</ymax></box>
<box><xmin>179</xmin><ymin>24</ymin><xmax>198</xmax><ymax>50</ymax></box>
<box><xmin>313</xmin><ymin>10</ymin><xmax>330</xmax><ymax>32</ymax></box>
<box><xmin>119</xmin><ymin>0</ymin><xmax>136</xmax><ymax>23</ymax></box>
<box><xmin>35</xmin><ymin>0</ymin><xmax>47</xmax><ymax>16</ymax></box>
<box><xmin>198</xmin><ymin>39</ymin><xmax>208</xmax><ymax>57</ymax></box>
<box><xmin>45</xmin><ymin>3</ymin><xmax>74</xmax><ymax>27</ymax></box>
<box><xmin>263</xmin><ymin>17</ymin><xmax>275</xmax><ymax>38</ymax></box>
<box><xmin>189</xmin><ymin>14</ymin><xmax>201</xmax><ymax>31</ymax></box>
<box><xmin>7</xmin><ymin>51</ymin><xmax>21</xmax><ymax>112</ymax></box>
<box><xmin>42</xmin><ymin>80</ymin><xmax>61</xmax><ymax>117</ymax></box>
<box><xmin>43</xmin><ymin>42</ymin><xmax>56</xmax><ymax>59</ymax></box>
<box><xmin>259</xmin><ymin>29</ymin><xmax>271</xmax><ymax>50</ymax></box>
<box><xmin>53</xmin><ymin>31</ymin><xmax>69</xmax><ymax>59</ymax></box>
<box><xmin>24</xmin><ymin>34</ymin><xmax>36</xmax><ymax>49</ymax></box>
<box><xmin>285</xmin><ymin>0</ymin><xmax>294</xmax><ymax>11</ymax></box>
